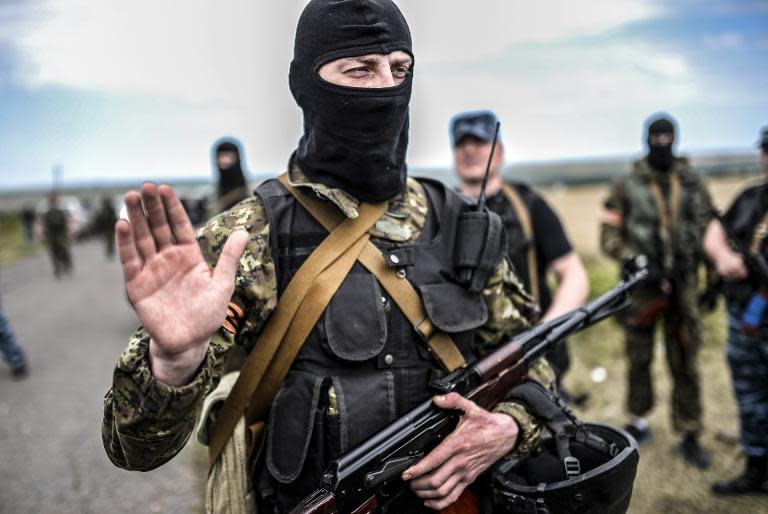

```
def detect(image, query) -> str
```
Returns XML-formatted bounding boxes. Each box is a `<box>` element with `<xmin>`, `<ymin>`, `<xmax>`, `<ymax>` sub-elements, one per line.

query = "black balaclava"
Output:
<box><xmin>646</xmin><ymin>116</ymin><xmax>676</xmax><ymax>172</ymax></box>
<box><xmin>289</xmin><ymin>0</ymin><xmax>413</xmax><ymax>203</ymax></box>
<box><xmin>214</xmin><ymin>139</ymin><xmax>247</xmax><ymax>198</ymax></box>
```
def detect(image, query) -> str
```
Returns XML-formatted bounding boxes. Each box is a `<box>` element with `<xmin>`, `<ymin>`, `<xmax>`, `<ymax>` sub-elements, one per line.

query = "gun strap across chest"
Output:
<box><xmin>207</xmin><ymin>184</ymin><xmax>387</xmax><ymax>472</ymax></box>
<box><xmin>277</xmin><ymin>173</ymin><xmax>467</xmax><ymax>373</ymax></box>
<box><xmin>208</xmin><ymin>172</ymin><xmax>469</xmax><ymax>471</ymax></box>
<box><xmin>501</xmin><ymin>184</ymin><xmax>539</xmax><ymax>301</ymax></box>
<box><xmin>648</xmin><ymin>173</ymin><xmax>681</xmax><ymax>271</ymax></box>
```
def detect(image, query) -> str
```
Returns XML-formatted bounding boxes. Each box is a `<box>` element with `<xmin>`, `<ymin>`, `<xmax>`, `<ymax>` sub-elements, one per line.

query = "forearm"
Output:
<box><xmin>542</xmin><ymin>252</ymin><xmax>589</xmax><ymax>322</ymax></box>
<box><xmin>102</xmin><ymin>329</ymin><xmax>217</xmax><ymax>471</ymax></box>
<box><xmin>703</xmin><ymin>220</ymin><xmax>733</xmax><ymax>262</ymax></box>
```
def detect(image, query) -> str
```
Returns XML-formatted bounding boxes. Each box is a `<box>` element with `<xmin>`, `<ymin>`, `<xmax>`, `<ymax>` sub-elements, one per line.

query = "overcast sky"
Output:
<box><xmin>0</xmin><ymin>0</ymin><xmax>766</xmax><ymax>188</ymax></box>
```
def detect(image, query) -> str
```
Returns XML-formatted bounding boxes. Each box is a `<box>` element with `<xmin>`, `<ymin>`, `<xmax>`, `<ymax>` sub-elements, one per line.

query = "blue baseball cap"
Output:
<box><xmin>450</xmin><ymin>110</ymin><xmax>500</xmax><ymax>147</ymax></box>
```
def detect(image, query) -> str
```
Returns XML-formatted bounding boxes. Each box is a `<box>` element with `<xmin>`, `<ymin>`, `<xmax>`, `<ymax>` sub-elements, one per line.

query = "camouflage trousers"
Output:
<box><xmin>622</xmin><ymin>282</ymin><xmax>703</xmax><ymax>434</ymax></box>
<box><xmin>47</xmin><ymin>238</ymin><xmax>72</xmax><ymax>277</ymax></box>
<box><xmin>726</xmin><ymin>303</ymin><xmax>768</xmax><ymax>457</ymax></box>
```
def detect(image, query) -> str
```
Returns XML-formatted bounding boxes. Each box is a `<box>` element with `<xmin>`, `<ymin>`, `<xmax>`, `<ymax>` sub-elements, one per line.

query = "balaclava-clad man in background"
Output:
<box><xmin>601</xmin><ymin>114</ymin><xmax>715</xmax><ymax>469</ymax></box>
<box><xmin>209</xmin><ymin>138</ymin><xmax>251</xmax><ymax>216</ymax></box>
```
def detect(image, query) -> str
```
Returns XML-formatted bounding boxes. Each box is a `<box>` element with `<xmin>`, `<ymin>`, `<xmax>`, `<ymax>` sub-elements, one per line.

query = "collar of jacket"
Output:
<box><xmin>287</xmin><ymin>155</ymin><xmax>424</xmax><ymax>243</ymax></box>
<box><xmin>633</xmin><ymin>156</ymin><xmax>690</xmax><ymax>183</ymax></box>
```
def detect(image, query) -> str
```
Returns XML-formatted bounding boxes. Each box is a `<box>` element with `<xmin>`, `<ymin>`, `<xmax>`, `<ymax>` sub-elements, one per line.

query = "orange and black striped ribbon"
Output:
<box><xmin>222</xmin><ymin>302</ymin><xmax>245</xmax><ymax>335</ymax></box>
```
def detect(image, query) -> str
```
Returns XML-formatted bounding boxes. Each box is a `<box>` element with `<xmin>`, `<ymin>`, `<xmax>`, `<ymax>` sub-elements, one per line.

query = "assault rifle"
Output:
<box><xmin>290</xmin><ymin>256</ymin><xmax>649</xmax><ymax>514</ymax></box>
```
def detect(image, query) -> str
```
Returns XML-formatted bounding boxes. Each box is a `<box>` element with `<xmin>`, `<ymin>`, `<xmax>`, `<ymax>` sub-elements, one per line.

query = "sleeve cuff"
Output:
<box><xmin>493</xmin><ymin>401</ymin><xmax>543</xmax><ymax>460</ymax></box>
<box><xmin>112</xmin><ymin>329</ymin><xmax>215</xmax><ymax>432</ymax></box>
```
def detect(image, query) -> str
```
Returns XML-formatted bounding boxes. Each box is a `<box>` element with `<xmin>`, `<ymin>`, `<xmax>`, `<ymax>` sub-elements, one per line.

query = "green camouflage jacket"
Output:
<box><xmin>600</xmin><ymin>156</ymin><xmax>713</xmax><ymax>276</ymax></box>
<box><xmin>102</xmin><ymin>164</ymin><xmax>550</xmax><ymax>473</ymax></box>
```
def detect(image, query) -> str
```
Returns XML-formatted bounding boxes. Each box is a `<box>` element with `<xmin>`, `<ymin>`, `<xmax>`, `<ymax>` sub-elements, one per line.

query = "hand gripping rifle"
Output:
<box><xmin>290</xmin><ymin>256</ymin><xmax>649</xmax><ymax>514</ymax></box>
<box><xmin>710</xmin><ymin>209</ymin><xmax>768</xmax><ymax>335</ymax></box>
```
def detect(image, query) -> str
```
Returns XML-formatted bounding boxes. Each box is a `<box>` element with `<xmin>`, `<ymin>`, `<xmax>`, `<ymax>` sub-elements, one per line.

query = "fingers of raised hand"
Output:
<box><xmin>212</xmin><ymin>230</ymin><xmax>249</xmax><ymax>288</ymax></box>
<box><xmin>159</xmin><ymin>184</ymin><xmax>196</xmax><ymax>244</ymax></box>
<box><xmin>125</xmin><ymin>190</ymin><xmax>156</xmax><ymax>260</ymax></box>
<box><xmin>141</xmin><ymin>183</ymin><xmax>174</xmax><ymax>250</ymax></box>
<box><xmin>116</xmin><ymin>219</ymin><xmax>141</xmax><ymax>283</ymax></box>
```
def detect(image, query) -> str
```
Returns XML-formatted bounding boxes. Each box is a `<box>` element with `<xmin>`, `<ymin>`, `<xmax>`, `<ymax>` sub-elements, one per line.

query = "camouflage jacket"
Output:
<box><xmin>600</xmin><ymin>157</ymin><xmax>714</xmax><ymax>278</ymax></box>
<box><xmin>102</xmin><ymin>164</ymin><xmax>551</xmax><ymax>473</ymax></box>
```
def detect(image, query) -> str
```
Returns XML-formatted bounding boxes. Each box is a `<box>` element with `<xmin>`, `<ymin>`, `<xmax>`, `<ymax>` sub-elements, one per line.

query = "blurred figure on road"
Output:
<box><xmin>95</xmin><ymin>196</ymin><xmax>118</xmax><ymax>259</ymax></box>
<box><xmin>207</xmin><ymin>137</ymin><xmax>250</xmax><ymax>219</ymax></box>
<box><xmin>600</xmin><ymin>114</ymin><xmax>714</xmax><ymax>469</ymax></box>
<box><xmin>704</xmin><ymin>126</ymin><xmax>768</xmax><ymax>495</ymax></box>
<box><xmin>0</xmin><ymin>290</ymin><xmax>28</xmax><ymax>379</ymax></box>
<box><xmin>450</xmin><ymin>110</ymin><xmax>588</xmax><ymax>396</ymax></box>
<box><xmin>43</xmin><ymin>191</ymin><xmax>73</xmax><ymax>278</ymax></box>
<box><xmin>20</xmin><ymin>206</ymin><xmax>36</xmax><ymax>243</ymax></box>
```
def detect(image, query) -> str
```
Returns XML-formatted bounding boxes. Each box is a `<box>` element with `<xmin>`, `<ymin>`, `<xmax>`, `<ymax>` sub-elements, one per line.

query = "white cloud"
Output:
<box><xmin>399</xmin><ymin>0</ymin><xmax>663</xmax><ymax>63</ymax></box>
<box><xmin>1</xmin><ymin>0</ymin><xmax>697</xmax><ymax>181</ymax></box>
<box><xmin>409</xmin><ymin>42</ymin><xmax>698</xmax><ymax>164</ymax></box>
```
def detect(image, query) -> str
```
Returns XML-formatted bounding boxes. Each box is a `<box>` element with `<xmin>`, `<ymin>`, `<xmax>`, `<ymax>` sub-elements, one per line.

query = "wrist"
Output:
<box><xmin>149</xmin><ymin>338</ymin><xmax>210</xmax><ymax>387</ymax></box>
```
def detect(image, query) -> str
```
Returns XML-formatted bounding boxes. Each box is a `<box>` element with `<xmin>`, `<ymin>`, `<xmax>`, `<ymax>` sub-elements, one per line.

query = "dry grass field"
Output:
<box><xmin>537</xmin><ymin>174</ymin><xmax>768</xmax><ymax>513</ymax></box>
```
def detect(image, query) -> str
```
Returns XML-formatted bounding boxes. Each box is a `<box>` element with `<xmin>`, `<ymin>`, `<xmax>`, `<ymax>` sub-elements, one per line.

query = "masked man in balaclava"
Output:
<box><xmin>102</xmin><ymin>1</ymin><xmax>551</xmax><ymax>512</ymax></box>
<box><xmin>209</xmin><ymin>138</ymin><xmax>251</xmax><ymax>217</ymax></box>
<box><xmin>601</xmin><ymin>114</ymin><xmax>715</xmax><ymax>469</ymax></box>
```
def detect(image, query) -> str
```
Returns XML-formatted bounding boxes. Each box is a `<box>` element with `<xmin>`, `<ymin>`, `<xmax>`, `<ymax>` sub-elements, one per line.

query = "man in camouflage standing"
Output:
<box><xmin>600</xmin><ymin>114</ymin><xmax>714</xmax><ymax>468</ymax></box>
<box><xmin>101</xmin><ymin>2</ymin><xmax>551</xmax><ymax>512</ymax></box>
<box><xmin>43</xmin><ymin>192</ymin><xmax>73</xmax><ymax>278</ymax></box>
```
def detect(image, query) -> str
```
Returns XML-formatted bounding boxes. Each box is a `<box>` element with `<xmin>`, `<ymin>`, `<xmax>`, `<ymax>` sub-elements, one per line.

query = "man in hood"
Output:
<box><xmin>601</xmin><ymin>114</ymin><xmax>715</xmax><ymax>469</ymax></box>
<box><xmin>210</xmin><ymin>138</ymin><xmax>251</xmax><ymax>216</ymax></box>
<box><xmin>102</xmin><ymin>2</ymin><xmax>551</xmax><ymax>512</ymax></box>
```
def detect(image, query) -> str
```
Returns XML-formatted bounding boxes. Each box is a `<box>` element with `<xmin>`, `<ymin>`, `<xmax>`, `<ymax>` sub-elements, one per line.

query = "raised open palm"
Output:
<box><xmin>117</xmin><ymin>184</ymin><xmax>248</xmax><ymax>365</ymax></box>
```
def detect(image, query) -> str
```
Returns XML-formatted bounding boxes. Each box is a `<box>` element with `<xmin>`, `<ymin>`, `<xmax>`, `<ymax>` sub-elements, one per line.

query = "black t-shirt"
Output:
<box><xmin>485</xmin><ymin>183</ymin><xmax>574</xmax><ymax>312</ymax></box>
<box><xmin>721</xmin><ymin>182</ymin><xmax>768</xmax><ymax>296</ymax></box>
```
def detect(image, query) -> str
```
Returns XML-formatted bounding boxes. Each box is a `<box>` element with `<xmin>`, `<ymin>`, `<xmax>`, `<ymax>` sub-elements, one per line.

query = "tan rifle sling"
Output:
<box><xmin>647</xmin><ymin>173</ymin><xmax>681</xmax><ymax>272</ymax></box>
<box><xmin>207</xmin><ymin>178</ymin><xmax>386</xmax><ymax>471</ymax></box>
<box><xmin>501</xmin><ymin>184</ymin><xmax>540</xmax><ymax>301</ymax></box>
<box><xmin>208</xmin><ymin>172</ymin><xmax>467</xmax><ymax>472</ymax></box>
<box><xmin>277</xmin><ymin>174</ymin><xmax>467</xmax><ymax>374</ymax></box>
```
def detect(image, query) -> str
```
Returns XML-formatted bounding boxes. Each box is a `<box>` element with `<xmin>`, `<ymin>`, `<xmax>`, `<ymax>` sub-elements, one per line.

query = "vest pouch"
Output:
<box><xmin>266</xmin><ymin>371</ymin><xmax>325</xmax><ymax>484</ymax></box>
<box><xmin>420</xmin><ymin>283</ymin><xmax>488</xmax><ymax>333</ymax></box>
<box><xmin>323</xmin><ymin>272</ymin><xmax>388</xmax><ymax>361</ymax></box>
<box><xmin>329</xmin><ymin>373</ymin><xmax>397</xmax><ymax>452</ymax></box>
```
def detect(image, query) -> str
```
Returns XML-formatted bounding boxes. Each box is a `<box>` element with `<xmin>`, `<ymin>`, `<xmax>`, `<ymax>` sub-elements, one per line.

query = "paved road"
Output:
<box><xmin>0</xmin><ymin>241</ymin><xmax>204</xmax><ymax>514</ymax></box>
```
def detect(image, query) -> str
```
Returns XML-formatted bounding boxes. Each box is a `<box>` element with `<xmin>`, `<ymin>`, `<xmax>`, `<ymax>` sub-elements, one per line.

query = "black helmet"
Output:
<box><xmin>491</xmin><ymin>422</ymin><xmax>639</xmax><ymax>514</ymax></box>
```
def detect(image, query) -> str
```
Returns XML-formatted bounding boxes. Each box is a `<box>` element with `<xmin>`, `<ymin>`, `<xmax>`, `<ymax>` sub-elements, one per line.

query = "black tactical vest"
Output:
<box><xmin>252</xmin><ymin>178</ymin><xmax>492</xmax><ymax>512</ymax></box>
